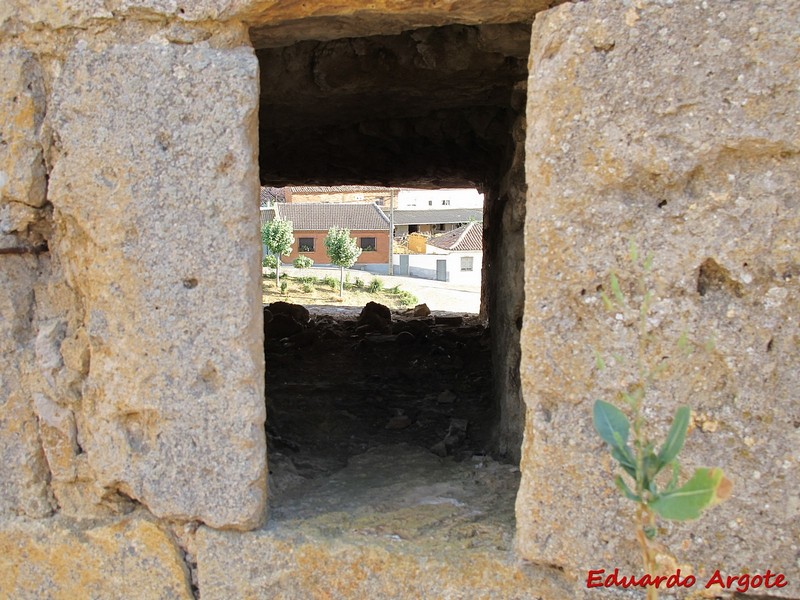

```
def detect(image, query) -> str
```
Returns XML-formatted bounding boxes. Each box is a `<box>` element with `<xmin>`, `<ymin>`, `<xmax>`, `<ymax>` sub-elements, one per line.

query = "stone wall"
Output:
<box><xmin>483</xmin><ymin>109</ymin><xmax>528</xmax><ymax>462</ymax></box>
<box><xmin>2</xmin><ymin>4</ymin><xmax>267</xmax><ymax>593</ymax></box>
<box><xmin>517</xmin><ymin>0</ymin><xmax>799</xmax><ymax>593</ymax></box>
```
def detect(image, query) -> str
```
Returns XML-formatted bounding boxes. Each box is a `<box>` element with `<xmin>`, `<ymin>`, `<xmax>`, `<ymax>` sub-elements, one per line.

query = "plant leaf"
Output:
<box><xmin>610</xmin><ymin>273</ymin><xmax>625</xmax><ymax>306</ymax></box>
<box><xmin>649</xmin><ymin>467</ymin><xmax>732</xmax><ymax>521</ymax></box>
<box><xmin>665</xmin><ymin>459</ymin><xmax>680</xmax><ymax>492</ymax></box>
<box><xmin>657</xmin><ymin>406</ymin><xmax>691</xmax><ymax>470</ymax></box>
<box><xmin>615</xmin><ymin>475</ymin><xmax>640</xmax><ymax>502</ymax></box>
<box><xmin>643</xmin><ymin>252</ymin><xmax>654</xmax><ymax>271</ymax></box>
<box><xmin>677</xmin><ymin>331</ymin><xmax>690</xmax><ymax>352</ymax></box>
<box><xmin>643</xmin><ymin>450</ymin><xmax>661</xmax><ymax>487</ymax></box>
<box><xmin>600</xmin><ymin>291</ymin><xmax>614</xmax><ymax>312</ymax></box>
<box><xmin>593</xmin><ymin>400</ymin><xmax>630</xmax><ymax>452</ymax></box>
<box><xmin>628</xmin><ymin>239</ymin><xmax>639</xmax><ymax>262</ymax></box>
<box><xmin>640</xmin><ymin>290</ymin><xmax>653</xmax><ymax>319</ymax></box>
<box><xmin>611</xmin><ymin>446</ymin><xmax>637</xmax><ymax>479</ymax></box>
<box><xmin>593</xmin><ymin>350</ymin><xmax>606</xmax><ymax>371</ymax></box>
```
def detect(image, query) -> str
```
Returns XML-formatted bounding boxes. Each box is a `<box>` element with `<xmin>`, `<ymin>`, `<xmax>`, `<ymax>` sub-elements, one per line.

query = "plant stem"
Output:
<box><xmin>636</xmin><ymin>504</ymin><xmax>658</xmax><ymax>600</ymax></box>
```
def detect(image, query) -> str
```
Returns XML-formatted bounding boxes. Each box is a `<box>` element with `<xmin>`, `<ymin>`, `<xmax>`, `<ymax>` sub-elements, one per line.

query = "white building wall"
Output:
<box><xmin>393</xmin><ymin>251</ymin><xmax>482</xmax><ymax>285</ymax></box>
<box><xmin>397</xmin><ymin>188</ymin><xmax>484</xmax><ymax>210</ymax></box>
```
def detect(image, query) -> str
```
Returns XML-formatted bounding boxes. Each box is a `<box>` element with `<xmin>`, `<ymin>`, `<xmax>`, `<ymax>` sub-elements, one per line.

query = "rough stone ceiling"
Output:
<box><xmin>246</xmin><ymin>0</ymin><xmax>564</xmax><ymax>49</ymax></box>
<box><xmin>257</xmin><ymin>23</ymin><xmax>531</xmax><ymax>188</ymax></box>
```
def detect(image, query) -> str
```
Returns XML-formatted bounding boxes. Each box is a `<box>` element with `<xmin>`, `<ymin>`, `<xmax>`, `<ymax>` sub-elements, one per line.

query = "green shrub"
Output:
<box><xmin>262</xmin><ymin>255</ymin><xmax>277</xmax><ymax>269</ymax></box>
<box><xmin>353</xmin><ymin>277</ymin><xmax>365</xmax><ymax>289</ymax></box>
<box><xmin>396</xmin><ymin>291</ymin><xmax>417</xmax><ymax>306</ymax></box>
<box><xmin>367</xmin><ymin>277</ymin><xmax>383</xmax><ymax>293</ymax></box>
<box><xmin>322</xmin><ymin>276</ymin><xmax>338</xmax><ymax>290</ymax></box>
<box><xmin>301</xmin><ymin>283</ymin><xmax>313</xmax><ymax>293</ymax></box>
<box><xmin>293</xmin><ymin>256</ymin><xmax>314</xmax><ymax>269</ymax></box>
<box><xmin>280</xmin><ymin>281</ymin><xmax>288</xmax><ymax>295</ymax></box>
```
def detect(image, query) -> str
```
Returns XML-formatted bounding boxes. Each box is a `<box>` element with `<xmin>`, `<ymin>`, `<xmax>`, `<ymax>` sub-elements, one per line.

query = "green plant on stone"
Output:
<box><xmin>592</xmin><ymin>241</ymin><xmax>732</xmax><ymax>600</ymax></box>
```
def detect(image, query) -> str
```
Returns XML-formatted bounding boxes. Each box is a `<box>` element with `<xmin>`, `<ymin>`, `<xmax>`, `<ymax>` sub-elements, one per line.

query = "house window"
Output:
<box><xmin>360</xmin><ymin>237</ymin><xmax>377</xmax><ymax>252</ymax></box>
<box><xmin>461</xmin><ymin>256</ymin><xmax>474</xmax><ymax>272</ymax></box>
<box><xmin>442</xmin><ymin>199</ymin><xmax>450</xmax><ymax>206</ymax></box>
<box><xmin>298</xmin><ymin>237</ymin><xmax>315</xmax><ymax>252</ymax></box>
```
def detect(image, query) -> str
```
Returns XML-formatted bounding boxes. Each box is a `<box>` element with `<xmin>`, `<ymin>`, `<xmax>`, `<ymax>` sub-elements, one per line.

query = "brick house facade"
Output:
<box><xmin>273</xmin><ymin>202</ymin><xmax>391</xmax><ymax>267</ymax></box>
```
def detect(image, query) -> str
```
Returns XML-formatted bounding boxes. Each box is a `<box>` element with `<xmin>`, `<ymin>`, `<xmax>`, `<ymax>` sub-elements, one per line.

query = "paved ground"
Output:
<box><xmin>278</xmin><ymin>265</ymin><xmax>481</xmax><ymax>314</ymax></box>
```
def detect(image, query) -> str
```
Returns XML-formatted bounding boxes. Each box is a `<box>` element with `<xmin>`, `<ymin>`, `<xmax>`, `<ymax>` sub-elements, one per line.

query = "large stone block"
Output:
<box><xmin>517</xmin><ymin>0</ymin><xmax>799</xmax><ymax>592</ymax></box>
<box><xmin>0</xmin><ymin>255</ymin><xmax>53</xmax><ymax>518</ymax></box>
<box><xmin>0</xmin><ymin>514</ymin><xmax>193</xmax><ymax>598</ymax></box>
<box><xmin>0</xmin><ymin>47</ymin><xmax>46</xmax><ymax>211</ymax></box>
<box><xmin>0</xmin><ymin>47</ymin><xmax>47</xmax><ymax>251</ymax></box>
<box><xmin>48</xmin><ymin>41</ymin><xmax>265</xmax><ymax>529</ymax></box>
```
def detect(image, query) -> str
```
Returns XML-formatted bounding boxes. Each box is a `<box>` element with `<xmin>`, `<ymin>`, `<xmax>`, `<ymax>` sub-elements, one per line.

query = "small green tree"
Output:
<box><xmin>261</xmin><ymin>218</ymin><xmax>294</xmax><ymax>287</ymax></box>
<box><xmin>323</xmin><ymin>227</ymin><xmax>362</xmax><ymax>297</ymax></box>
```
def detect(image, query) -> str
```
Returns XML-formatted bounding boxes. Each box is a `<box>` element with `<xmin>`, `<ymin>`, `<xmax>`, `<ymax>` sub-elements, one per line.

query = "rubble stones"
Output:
<box><xmin>267</xmin><ymin>301</ymin><xmax>310</xmax><ymax>324</ymax></box>
<box><xmin>357</xmin><ymin>301</ymin><xmax>393</xmax><ymax>333</ymax></box>
<box><xmin>413</xmin><ymin>303</ymin><xmax>431</xmax><ymax>317</ymax></box>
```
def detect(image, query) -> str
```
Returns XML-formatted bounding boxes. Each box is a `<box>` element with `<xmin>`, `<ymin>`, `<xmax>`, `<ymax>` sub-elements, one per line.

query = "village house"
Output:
<box><xmin>394</xmin><ymin>221</ymin><xmax>483</xmax><ymax>283</ymax></box>
<box><xmin>273</xmin><ymin>202</ymin><xmax>391</xmax><ymax>272</ymax></box>
<box><xmin>392</xmin><ymin>207</ymin><xmax>483</xmax><ymax>237</ymax></box>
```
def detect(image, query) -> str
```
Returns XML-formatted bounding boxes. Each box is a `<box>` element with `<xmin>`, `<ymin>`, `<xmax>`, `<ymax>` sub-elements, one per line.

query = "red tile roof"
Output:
<box><xmin>428</xmin><ymin>221</ymin><xmax>483</xmax><ymax>252</ymax></box>
<box><xmin>274</xmin><ymin>202</ymin><xmax>390</xmax><ymax>231</ymax></box>
<box><xmin>393</xmin><ymin>208</ymin><xmax>483</xmax><ymax>225</ymax></box>
<box><xmin>289</xmin><ymin>185</ymin><xmax>397</xmax><ymax>194</ymax></box>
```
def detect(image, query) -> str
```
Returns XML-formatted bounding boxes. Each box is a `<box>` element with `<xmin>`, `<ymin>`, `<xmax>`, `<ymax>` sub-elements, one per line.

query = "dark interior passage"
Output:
<box><xmin>265</xmin><ymin>306</ymin><xmax>495</xmax><ymax>494</ymax></box>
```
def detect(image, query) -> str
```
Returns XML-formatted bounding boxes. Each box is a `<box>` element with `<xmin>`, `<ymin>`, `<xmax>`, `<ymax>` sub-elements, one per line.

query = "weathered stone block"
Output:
<box><xmin>48</xmin><ymin>41</ymin><xmax>265</xmax><ymax>529</ymax></box>
<box><xmin>197</xmin><ymin>445</ymin><xmax>577</xmax><ymax>599</ymax></box>
<box><xmin>0</xmin><ymin>47</ymin><xmax>46</xmax><ymax>211</ymax></box>
<box><xmin>0</xmin><ymin>514</ymin><xmax>193</xmax><ymax>598</ymax></box>
<box><xmin>517</xmin><ymin>0</ymin><xmax>799</xmax><ymax>592</ymax></box>
<box><xmin>0</xmin><ymin>255</ymin><xmax>53</xmax><ymax>518</ymax></box>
